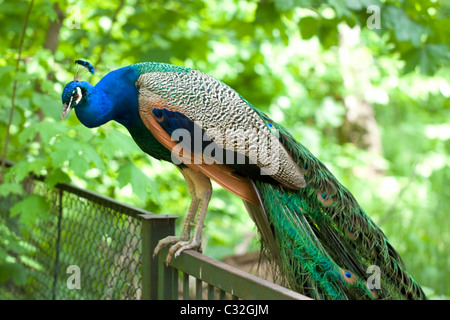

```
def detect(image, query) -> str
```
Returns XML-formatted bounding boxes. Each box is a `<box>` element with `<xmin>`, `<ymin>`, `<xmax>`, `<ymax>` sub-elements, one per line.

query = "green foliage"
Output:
<box><xmin>0</xmin><ymin>0</ymin><xmax>448</xmax><ymax>298</ymax></box>
<box><xmin>10</xmin><ymin>194</ymin><xmax>51</xmax><ymax>228</ymax></box>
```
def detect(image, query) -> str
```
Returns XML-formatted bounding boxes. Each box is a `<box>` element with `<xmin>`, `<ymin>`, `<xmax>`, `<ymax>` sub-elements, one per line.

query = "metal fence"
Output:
<box><xmin>0</xmin><ymin>162</ymin><xmax>309</xmax><ymax>300</ymax></box>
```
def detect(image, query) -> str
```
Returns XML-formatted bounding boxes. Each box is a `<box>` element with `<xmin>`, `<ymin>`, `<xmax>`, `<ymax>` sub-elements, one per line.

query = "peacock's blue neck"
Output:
<box><xmin>98</xmin><ymin>66</ymin><xmax>141</xmax><ymax>127</ymax></box>
<box><xmin>74</xmin><ymin>66</ymin><xmax>139</xmax><ymax>128</ymax></box>
<box><xmin>75</xmin><ymin>66</ymin><xmax>172</xmax><ymax>162</ymax></box>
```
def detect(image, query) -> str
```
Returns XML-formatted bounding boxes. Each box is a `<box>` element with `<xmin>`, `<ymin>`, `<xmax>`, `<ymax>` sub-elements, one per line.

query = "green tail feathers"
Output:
<box><xmin>252</xmin><ymin>124</ymin><xmax>426</xmax><ymax>300</ymax></box>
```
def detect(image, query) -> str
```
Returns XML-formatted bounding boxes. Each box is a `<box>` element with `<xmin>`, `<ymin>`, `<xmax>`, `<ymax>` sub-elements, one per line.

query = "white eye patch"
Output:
<box><xmin>72</xmin><ymin>87</ymin><xmax>83</xmax><ymax>105</ymax></box>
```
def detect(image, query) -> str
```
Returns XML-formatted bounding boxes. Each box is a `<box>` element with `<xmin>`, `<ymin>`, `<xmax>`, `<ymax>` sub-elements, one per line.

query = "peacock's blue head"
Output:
<box><xmin>61</xmin><ymin>60</ymin><xmax>96</xmax><ymax>120</ymax></box>
<box><xmin>61</xmin><ymin>80</ymin><xmax>94</xmax><ymax>120</ymax></box>
<box><xmin>61</xmin><ymin>60</ymin><xmax>138</xmax><ymax>128</ymax></box>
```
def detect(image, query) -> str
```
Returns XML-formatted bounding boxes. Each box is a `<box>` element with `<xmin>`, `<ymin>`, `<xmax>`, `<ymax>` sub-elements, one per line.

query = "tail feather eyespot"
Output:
<box><xmin>317</xmin><ymin>191</ymin><xmax>333</xmax><ymax>206</ymax></box>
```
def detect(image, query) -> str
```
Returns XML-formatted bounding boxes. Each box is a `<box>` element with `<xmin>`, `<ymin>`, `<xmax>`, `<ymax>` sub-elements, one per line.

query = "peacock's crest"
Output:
<box><xmin>74</xmin><ymin>59</ymin><xmax>95</xmax><ymax>81</ymax></box>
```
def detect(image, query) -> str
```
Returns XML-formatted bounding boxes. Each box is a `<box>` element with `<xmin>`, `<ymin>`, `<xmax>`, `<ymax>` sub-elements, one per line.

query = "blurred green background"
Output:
<box><xmin>0</xmin><ymin>0</ymin><xmax>448</xmax><ymax>299</ymax></box>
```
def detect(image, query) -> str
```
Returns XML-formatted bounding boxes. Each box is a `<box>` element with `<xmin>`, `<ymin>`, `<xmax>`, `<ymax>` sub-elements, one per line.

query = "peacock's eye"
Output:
<box><xmin>72</xmin><ymin>87</ymin><xmax>83</xmax><ymax>105</ymax></box>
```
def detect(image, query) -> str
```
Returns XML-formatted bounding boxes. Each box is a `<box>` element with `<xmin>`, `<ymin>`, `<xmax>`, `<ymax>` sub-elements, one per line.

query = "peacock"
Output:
<box><xmin>61</xmin><ymin>60</ymin><xmax>426</xmax><ymax>300</ymax></box>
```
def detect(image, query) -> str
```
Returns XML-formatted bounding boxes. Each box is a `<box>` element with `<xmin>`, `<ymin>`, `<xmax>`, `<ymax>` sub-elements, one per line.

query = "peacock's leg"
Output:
<box><xmin>166</xmin><ymin>168</ymin><xmax>212</xmax><ymax>265</ymax></box>
<box><xmin>153</xmin><ymin>167</ymin><xmax>200</xmax><ymax>257</ymax></box>
<box><xmin>153</xmin><ymin>167</ymin><xmax>212</xmax><ymax>265</ymax></box>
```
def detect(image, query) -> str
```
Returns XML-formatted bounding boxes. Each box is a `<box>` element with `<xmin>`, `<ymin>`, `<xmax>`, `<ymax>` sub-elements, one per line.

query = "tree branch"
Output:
<box><xmin>0</xmin><ymin>0</ymin><xmax>35</xmax><ymax>184</ymax></box>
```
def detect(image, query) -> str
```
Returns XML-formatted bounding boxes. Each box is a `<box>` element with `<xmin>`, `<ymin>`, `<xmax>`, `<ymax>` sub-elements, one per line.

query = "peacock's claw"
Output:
<box><xmin>165</xmin><ymin>239</ymin><xmax>202</xmax><ymax>265</ymax></box>
<box><xmin>153</xmin><ymin>235</ymin><xmax>189</xmax><ymax>258</ymax></box>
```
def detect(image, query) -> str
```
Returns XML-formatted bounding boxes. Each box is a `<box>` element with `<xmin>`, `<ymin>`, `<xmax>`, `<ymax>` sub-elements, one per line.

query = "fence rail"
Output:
<box><xmin>159</xmin><ymin>248</ymin><xmax>308</xmax><ymax>300</ymax></box>
<box><xmin>0</xmin><ymin>160</ymin><xmax>309</xmax><ymax>300</ymax></box>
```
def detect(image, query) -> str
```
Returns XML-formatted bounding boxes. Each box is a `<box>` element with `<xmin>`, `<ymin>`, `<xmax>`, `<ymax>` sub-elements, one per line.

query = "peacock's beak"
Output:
<box><xmin>62</xmin><ymin>103</ymin><xmax>73</xmax><ymax>120</ymax></box>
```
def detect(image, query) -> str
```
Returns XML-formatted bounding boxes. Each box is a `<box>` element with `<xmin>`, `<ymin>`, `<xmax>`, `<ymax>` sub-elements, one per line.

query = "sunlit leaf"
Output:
<box><xmin>10</xmin><ymin>195</ymin><xmax>51</xmax><ymax>228</ymax></box>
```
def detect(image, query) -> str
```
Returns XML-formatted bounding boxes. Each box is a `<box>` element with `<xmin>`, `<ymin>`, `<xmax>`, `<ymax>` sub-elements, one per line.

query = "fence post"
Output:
<box><xmin>141</xmin><ymin>213</ymin><xmax>178</xmax><ymax>300</ymax></box>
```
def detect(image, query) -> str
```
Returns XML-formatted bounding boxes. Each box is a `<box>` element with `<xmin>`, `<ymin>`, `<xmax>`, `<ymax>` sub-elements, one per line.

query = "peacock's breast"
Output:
<box><xmin>126</xmin><ymin>119</ymin><xmax>173</xmax><ymax>162</ymax></box>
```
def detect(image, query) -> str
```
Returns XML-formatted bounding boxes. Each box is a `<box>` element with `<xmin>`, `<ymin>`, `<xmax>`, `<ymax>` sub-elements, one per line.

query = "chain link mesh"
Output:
<box><xmin>1</xmin><ymin>178</ymin><xmax>143</xmax><ymax>300</ymax></box>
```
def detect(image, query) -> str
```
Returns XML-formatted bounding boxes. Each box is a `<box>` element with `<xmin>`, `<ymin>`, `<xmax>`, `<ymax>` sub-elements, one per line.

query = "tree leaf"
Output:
<box><xmin>403</xmin><ymin>44</ymin><xmax>450</xmax><ymax>75</ymax></box>
<box><xmin>79</xmin><ymin>143</ymin><xmax>105</xmax><ymax>171</ymax></box>
<box><xmin>32</xmin><ymin>93</ymin><xmax>61</xmax><ymax>120</ymax></box>
<box><xmin>97</xmin><ymin>129</ymin><xmax>142</xmax><ymax>159</ymax></box>
<box><xmin>44</xmin><ymin>168</ymin><xmax>71</xmax><ymax>188</ymax></box>
<box><xmin>50</xmin><ymin>139</ymin><xmax>77</xmax><ymax>167</ymax></box>
<box><xmin>299</xmin><ymin>17</ymin><xmax>318</xmax><ymax>40</ymax></box>
<box><xmin>117</xmin><ymin>163</ymin><xmax>155</xmax><ymax>202</ymax></box>
<box><xmin>6</xmin><ymin>159</ymin><xmax>47</xmax><ymax>182</ymax></box>
<box><xmin>10</xmin><ymin>194</ymin><xmax>51</xmax><ymax>228</ymax></box>
<box><xmin>0</xmin><ymin>263</ymin><xmax>28</xmax><ymax>285</ymax></box>
<box><xmin>0</xmin><ymin>183</ymin><xmax>24</xmax><ymax>197</ymax></box>
<box><xmin>19</xmin><ymin>121</ymin><xmax>67</xmax><ymax>145</ymax></box>
<box><xmin>383</xmin><ymin>5</ymin><xmax>424</xmax><ymax>47</ymax></box>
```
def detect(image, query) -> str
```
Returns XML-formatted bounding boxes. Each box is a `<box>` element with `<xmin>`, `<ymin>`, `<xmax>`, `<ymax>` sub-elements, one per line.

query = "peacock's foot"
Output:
<box><xmin>153</xmin><ymin>235</ymin><xmax>189</xmax><ymax>258</ymax></box>
<box><xmin>165</xmin><ymin>238</ymin><xmax>202</xmax><ymax>265</ymax></box>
